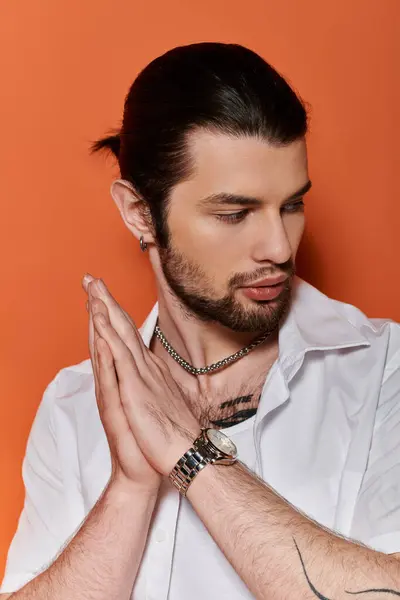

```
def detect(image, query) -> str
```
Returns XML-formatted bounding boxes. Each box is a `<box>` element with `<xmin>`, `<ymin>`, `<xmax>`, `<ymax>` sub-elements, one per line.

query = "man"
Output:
<box><xmin>1</xmin><ymin>42</ymin><xmax>400</xmax><ymax>599</ymax></box>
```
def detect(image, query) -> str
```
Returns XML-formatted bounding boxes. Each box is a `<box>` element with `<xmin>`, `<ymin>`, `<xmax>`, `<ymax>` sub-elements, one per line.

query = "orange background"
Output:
<box><xmin>1</xmin><ymin>0</ymin><xmax>399</xmax><ymax>578</ymax></box>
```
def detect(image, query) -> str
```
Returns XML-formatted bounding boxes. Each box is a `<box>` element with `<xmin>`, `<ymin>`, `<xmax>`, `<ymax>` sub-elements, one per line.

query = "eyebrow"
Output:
<box><xmin>198</xmin><ymin>180</ymin><xmax>313</xmax><ymax>208</ymax></box>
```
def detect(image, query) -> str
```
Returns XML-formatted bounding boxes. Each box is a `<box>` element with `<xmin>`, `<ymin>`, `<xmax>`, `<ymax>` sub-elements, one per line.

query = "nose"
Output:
<box><xmin>251</xmin><ymin>211</ymin><xmax>292</xmax><ymax>265</ymax></box>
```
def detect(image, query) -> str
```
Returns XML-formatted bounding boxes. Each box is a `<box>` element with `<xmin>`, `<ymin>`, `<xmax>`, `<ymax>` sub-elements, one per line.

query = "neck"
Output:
<box><xmin>150</xmin><ymin>288</ymin><xmax>279</xmax><ymax>397</ymax></box>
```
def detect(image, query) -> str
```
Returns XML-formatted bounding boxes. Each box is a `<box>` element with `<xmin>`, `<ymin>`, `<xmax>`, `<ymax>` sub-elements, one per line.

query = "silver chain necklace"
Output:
<box><xmin>154</xmin><ymin>323</ymin><xmax>272</xmax><ymax>376</ymax></box>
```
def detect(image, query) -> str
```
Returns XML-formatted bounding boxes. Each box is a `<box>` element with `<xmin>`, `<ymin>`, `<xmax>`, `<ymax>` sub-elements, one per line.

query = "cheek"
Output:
<box><xmin>169</xmin><ymin>216</ymin><xmax>240</xmax><ymax>287</ymax></box>
<box><xmin>169</xmin><ymin>211</ymin><xmax>231</xmax><ymax>258</ymax></box>
<box><xmin>286</xmin><ymin>214</ymin><xmax>305</xmax><ymax>254</ymax></box>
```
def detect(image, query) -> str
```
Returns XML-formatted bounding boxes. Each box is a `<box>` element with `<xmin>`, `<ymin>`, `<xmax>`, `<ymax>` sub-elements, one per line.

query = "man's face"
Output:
<box><xmin>156</xmin><ymin>131</ymin><xmax>310</xmax><ymax>333</ymax></box>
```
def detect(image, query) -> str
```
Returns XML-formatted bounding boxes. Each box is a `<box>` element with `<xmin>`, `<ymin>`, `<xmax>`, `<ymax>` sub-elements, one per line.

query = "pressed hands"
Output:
<box><xmin>0</xmin><ymin>277</ymin><xmax>200</xmax><ymax>600</ymax></box>
<box><xmin>83</xmin><ymin>274</ymin><xmax>201</xmax><ymax>495</ymax></box>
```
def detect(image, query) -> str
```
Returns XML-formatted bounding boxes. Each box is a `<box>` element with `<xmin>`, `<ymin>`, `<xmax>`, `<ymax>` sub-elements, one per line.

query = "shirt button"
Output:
<box><xmin>155</xmin><ymin>528</ymin><xmax>167</xmax><ymax>542</ymax></box>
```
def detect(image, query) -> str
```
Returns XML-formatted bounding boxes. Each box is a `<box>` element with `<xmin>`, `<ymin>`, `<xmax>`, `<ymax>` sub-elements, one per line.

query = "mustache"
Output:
<box><xmin>230</xmin><ymin>259</ymin><xmax>296</xmax><ymax>288</ymax></box>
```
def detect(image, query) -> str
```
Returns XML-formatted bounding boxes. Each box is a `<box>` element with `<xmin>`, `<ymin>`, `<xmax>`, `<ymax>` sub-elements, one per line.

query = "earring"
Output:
<box><xmin>139</xmin><ymin>236</ymin><xmax>148</xmax><ymax>252</ymax></box>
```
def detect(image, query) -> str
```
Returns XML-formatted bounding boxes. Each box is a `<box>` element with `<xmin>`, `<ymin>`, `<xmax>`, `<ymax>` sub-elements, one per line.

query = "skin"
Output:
<box><xmin>111</xmin><ymin>131</ymin><xmax>310</xmax><ymax>413</ymax></box>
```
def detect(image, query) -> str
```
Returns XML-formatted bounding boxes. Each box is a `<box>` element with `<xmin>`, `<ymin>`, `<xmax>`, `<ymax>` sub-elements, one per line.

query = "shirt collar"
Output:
<box><xmin>278</xmin><ymin>276</ymin><xmax>370</xmax><ymax>381</ymax></box>
<box><xmin>139</xmin><ymin>276</ymin><xmax>371</xmax><ymax>382</ymax></box>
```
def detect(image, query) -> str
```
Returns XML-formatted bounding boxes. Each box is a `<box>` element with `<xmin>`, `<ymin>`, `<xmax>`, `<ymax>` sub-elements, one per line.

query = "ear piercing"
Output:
<box><xmin>140</xmin><ymin>236</ymin><xmax>148</xmax><ymax>252</ymax></box>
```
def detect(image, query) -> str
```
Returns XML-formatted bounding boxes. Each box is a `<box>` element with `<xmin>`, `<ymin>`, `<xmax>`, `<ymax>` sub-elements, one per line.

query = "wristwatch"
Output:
<box><xmin>169</xmin><ymin>428</ymin><xmax>238</xmax><ymax>496</ymax></box>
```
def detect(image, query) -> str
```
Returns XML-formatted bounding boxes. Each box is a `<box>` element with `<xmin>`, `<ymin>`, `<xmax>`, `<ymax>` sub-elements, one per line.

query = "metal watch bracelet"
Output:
<box><xmin>169</xmin><ymin>445</ymin><xmax>212</xmax><ymax>496</ymax></box>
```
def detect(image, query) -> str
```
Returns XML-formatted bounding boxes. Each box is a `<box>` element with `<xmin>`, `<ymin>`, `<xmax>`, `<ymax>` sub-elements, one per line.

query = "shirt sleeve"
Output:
<box><xmin>0</xmin><ymin>373</ymin><xmax>74</xmax><ymax>593</ymax></box>
<box><xmin>350</xmin><ymin>322</ymin><xmax>400</xmax><ymax>554</ymax></box>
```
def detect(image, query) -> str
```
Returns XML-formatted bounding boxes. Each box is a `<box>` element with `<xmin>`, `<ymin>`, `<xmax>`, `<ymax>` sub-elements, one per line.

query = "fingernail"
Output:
<box><xmin>82</xmin><ymin>273</ymin><xmax>94</xmax><ymax>289</ymax></box>
<box><xmin>86</xmin><ymin>300</ymin><xmax>89</xmax><ymax>311</ymax></box>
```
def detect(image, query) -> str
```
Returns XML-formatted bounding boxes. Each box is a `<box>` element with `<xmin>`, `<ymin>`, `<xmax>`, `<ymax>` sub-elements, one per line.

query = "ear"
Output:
<box><xmin>110</xmin><ymin>179</ymin><xmax>155</xmax><ymax>246</ymax></box>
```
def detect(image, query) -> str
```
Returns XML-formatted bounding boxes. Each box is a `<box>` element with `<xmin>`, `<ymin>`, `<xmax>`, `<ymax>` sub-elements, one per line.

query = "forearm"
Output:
<box><xmin>187</xmin><ymin>461</ymin><xmax>400</xmax><ymax>599</ymax></box>
<box><xmin>10</xmin><ymin>479</ymin><xmax>158</xmax><ymax>600</ymax></box>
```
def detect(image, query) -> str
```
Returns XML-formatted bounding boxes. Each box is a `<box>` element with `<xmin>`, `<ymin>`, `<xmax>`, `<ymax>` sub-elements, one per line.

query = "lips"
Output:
<box><xmin>241</xmin><ymin>283</ymin><xmax>285</xmax><ymax>301</ymax></box>
<box><xmin>245</xmin><ymin>275</ymin><xmax>288</xmax><ymax>288</ymax></box>
<box><xmin>240</xmin><ymin>274</ymin><xmax>288</xmax><ymax>301</ymax></box>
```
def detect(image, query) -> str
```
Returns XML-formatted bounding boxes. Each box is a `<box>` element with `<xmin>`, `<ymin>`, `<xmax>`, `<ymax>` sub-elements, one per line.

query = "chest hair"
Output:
<box><xmin>180</xmin><ymin>370</ymin><xmax>269</xmax><ymax>430</ymax></box>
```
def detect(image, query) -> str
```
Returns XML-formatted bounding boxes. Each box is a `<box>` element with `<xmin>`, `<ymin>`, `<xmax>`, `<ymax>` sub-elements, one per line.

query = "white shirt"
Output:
<box><xmin>2</xmin><ymin>277</ymin><xmax>400</xmax><ymax>598</ymax></box>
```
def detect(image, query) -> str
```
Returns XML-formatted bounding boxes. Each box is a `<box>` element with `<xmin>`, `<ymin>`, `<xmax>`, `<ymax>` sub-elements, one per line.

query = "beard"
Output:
<box><xmin>158</xmin><ymin>241</ymin><xmax>295</xmax><ymax>334</ymax></box>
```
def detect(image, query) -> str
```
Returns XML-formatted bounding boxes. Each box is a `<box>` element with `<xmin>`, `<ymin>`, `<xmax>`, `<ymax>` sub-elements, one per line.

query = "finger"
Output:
<box><xmin>82</xmin><ymin>272</ymin><xmax>94</xmax><ymax>293</ymax></box>
<box><xmin>88</xmin><ymin>287</ymin><xmax>101</xmax><ymax>400</ymax></box>
<box><xmin>92</xmin><ymin>308</ymin><xmax>140</xmax><ymax>385</ymax></box>
<box><xmin>95</xmin><ymin>336</ymin><xmax>133</xmax><ymax>444</ymax></box>
<box><xmin>89</xmin><ymin>279</ymin><xmax>148</xmax><ymax>365</ymax></box>
<box><xmin>85</xmin><ymin>279</ymin><xmax>130</xmax><ymax>322</ymax></box>
<box><xmin>91</xmin><ymin>293</ymin><xmax>172</xmax><ymax>382</ymax></box>
<box><xmin>90</xmin><ymin>290</ymin><xmax>117</xmax><ymax>388</ymax></box>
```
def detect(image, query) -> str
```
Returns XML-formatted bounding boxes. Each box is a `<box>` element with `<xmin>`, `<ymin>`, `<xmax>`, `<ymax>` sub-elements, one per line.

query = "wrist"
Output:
<box><xmin>168</xmin><ymin>427</ymin><xmax>239</xmax><ymax>496</ymax></box>
<box><xmin>186</xmin><ymin>459</ymin><xmax>241</xmax><ymax>499</ymax></box>
<box><xmin>161</xmin><ymin>427</ymin><xmax>201</xmax><ymax>476</ymax></box>
<box><xmin>106</xmin><ymin>474</ymin><xmax>161</xmax><ymax>504</ymax></box>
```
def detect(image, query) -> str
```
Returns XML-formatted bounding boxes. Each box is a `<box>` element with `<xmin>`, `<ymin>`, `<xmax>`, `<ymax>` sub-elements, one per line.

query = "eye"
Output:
<box><xmin>281</xmin><ymin>199</ymin><xmax>305</xmax><ymax>213</ymax></box>
<box><xmin>216</xmin><ymin>209</ymin><xmax>249</xmax><ymax>224</ymax></box>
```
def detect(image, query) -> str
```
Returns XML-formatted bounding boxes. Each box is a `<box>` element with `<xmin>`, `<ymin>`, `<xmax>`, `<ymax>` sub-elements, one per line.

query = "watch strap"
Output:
<box><xmin>169</xmin><ymin>445</ymin><xmax>212</xmax><ymax>496</ymax></box>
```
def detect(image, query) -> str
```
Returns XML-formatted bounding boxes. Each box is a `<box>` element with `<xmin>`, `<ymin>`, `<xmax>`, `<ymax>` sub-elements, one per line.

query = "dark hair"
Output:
<box><xmin>92</xmin><ymin>42</ymin><xmax>308</xmax><ymax>248</ymax></box>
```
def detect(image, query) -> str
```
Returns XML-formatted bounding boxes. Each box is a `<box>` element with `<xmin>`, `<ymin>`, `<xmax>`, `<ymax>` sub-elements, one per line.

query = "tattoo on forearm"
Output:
<box><xmin>345</xmin><ymin>589</ymin><xmax>400</xmax><ymax>596</ymax></box>
<box><xmin>292</xmin><ymin>536</ymin><xmax>400</xmax><ymax>598</ymax></box>
<box><xmin>293</xmin><ymin>536</ymin><xmax>333</xmax><ymax>600</ymax></box>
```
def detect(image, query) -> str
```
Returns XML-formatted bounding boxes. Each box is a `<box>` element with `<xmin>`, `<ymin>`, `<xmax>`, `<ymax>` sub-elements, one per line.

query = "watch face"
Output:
<box><xmin>206</xmin><ymin>429</ymin><xmax>237</xmax><ymax>457</ymax></box>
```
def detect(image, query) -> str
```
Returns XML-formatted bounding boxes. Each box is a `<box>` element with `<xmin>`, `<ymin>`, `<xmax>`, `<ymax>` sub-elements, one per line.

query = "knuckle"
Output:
<box><xmin>119</xmin><ymin>320</ymin><xmax>133</xmax><ymax>338</ymax></box>
<box><xmin>91</xmin><ymin>298</ymin><xmax>102</xmax><ymax>312</ymax></box>
<box><xmin>117</xmin><ymin>342</ymin><xmax>133</xmax><ymax>363</ymax></box>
